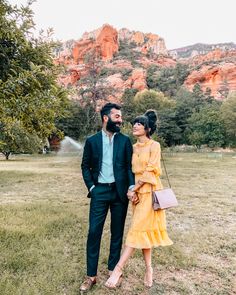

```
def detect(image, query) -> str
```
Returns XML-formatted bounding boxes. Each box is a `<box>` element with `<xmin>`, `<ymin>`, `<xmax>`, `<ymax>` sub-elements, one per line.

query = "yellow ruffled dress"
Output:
<box><xmin>125</xmin><ymin>139</ymin><xmax>173</xmax><ymax>249</ymax></box>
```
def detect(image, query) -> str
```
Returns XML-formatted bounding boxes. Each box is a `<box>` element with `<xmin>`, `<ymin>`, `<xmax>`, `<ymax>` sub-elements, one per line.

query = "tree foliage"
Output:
<box><xmin>121</xmin><ymin>89</ymin><xmax>179</xmax><ymax>145</ymax></box>
<box><xmin>78</xmin><ymin>49</ymin><xmax>115</xmax><ymax>108</ymax></box>
<box><xmin>56</xmin><ymin>100</ymin><xmax>100</xmax><ymax>140</ymax></box>
<box><xmin>0</xmin><ymin>0</ymin><xmax>68</xmax><ymax>159</ymax></box>
<box><xmin>121</xmin><ymin>88</ymin><xmax>139</xmax><ymax>122</ymax></box>
<box><xmin>146</xmin><ymin>63</ymin><xmax>190</xmax><ymax>97</ymax></box>
<box><xmin>220</xmin><ymin>92</ymin><xmax>236</xmax><ymax>146</ymax></box>
<box><xmin>134</xmin><ymin>89</ymin><xmax>174</xmax><ymax>114</ymax></box>
<box><xmin>121</xmin><ymin>86</ymin><xmax>230</xmax><ymax>149</ymax></box>
<box><xmin>186</xmin><ymin>105</ymin><xmax>226</xmax><ymax>148</ymax></box>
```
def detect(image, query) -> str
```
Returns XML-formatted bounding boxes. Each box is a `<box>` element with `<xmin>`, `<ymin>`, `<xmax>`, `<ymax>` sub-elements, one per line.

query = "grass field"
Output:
<box><xmin>0</xmin><ymin>152</ymin><xmax>235</xmax><ymax>295</ymax></box>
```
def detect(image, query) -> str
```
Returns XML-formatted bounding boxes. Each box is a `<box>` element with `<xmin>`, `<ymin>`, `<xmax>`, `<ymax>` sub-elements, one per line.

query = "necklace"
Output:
<box><xmin>135</xmin><ymin>139</ymin><xmax>152</xmax><ymax>157</ymax></box>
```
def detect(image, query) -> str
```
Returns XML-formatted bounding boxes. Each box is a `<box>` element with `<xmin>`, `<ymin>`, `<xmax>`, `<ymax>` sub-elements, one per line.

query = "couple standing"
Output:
<box><xmin>80</xmin><ymin>103</ymin><xmax>173</xmax><ymax>291</ymax></box>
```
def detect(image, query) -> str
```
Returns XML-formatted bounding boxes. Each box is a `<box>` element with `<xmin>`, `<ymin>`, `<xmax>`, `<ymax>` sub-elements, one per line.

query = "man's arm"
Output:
<box><xmin>125</xmin><ymin>137</ymin><xmax>135</xmax><ymax>187</ymax></box>
<box><xmin>81</xmin><ymin>138</ymin><xmax>94</xmax><ymax>191</ymax></box>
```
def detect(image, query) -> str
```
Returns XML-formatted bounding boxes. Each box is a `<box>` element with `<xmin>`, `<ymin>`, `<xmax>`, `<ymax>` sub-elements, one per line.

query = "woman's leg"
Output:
<box><xmin>142</xmin><ymin>248</ymin><xmax>153</xmax><ymax>287</ymax></box>
<box><xmin>105</xmin><ymin>245</ymin><xmax>135</xmax><ymax>287</ymax></box>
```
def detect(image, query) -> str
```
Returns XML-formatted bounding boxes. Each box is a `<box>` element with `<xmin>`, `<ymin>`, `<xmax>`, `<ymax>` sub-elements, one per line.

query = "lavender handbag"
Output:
<box><xmin>152</xmin><ymin>152</ymin><xmax>178</xmax><ymax>210</ymax></box>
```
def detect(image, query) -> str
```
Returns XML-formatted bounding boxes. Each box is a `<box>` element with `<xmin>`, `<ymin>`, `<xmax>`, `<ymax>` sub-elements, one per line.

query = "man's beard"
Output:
<box><xmin>106</xmin><ymin>117</ymin><xmax>121</xmax><ymax>133</ymax></box>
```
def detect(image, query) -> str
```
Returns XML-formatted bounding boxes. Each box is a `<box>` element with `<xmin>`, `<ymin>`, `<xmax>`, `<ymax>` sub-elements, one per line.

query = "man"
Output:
<box><xmin>80</xmin><ymin>103</ymin><xmax>135</xmax><ymax>291</ymax></box>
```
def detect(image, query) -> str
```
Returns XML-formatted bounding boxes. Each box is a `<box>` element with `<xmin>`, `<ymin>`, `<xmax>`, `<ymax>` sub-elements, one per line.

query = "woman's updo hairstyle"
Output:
<box><xmin>132</xmin><ymin>109</ymin><xmax>157</xmax><ymax>138</ymax></box>
<box><xmin>144</xmin><ymin>109</ymin><xmax>157</xmax><ymax>136</ymax></box>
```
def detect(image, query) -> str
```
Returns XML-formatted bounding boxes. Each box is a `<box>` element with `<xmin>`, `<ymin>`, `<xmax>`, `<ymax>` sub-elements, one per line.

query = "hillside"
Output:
<box><xmin>55</xmin><ymin>24</ymin><xmax>236</xmax><ymax>101</ymax></box>
<box><xmin>169</xmin><ymin>42</ymin><xmax>236</xmax><ymax>59</ymax></box>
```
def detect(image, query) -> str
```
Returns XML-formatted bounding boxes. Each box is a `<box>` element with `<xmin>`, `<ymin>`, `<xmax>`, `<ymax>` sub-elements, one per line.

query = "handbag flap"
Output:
<box><xmin>154</xmin><ymin>188</ymin><xmax>178</xmax><ymax>209</ymax></box>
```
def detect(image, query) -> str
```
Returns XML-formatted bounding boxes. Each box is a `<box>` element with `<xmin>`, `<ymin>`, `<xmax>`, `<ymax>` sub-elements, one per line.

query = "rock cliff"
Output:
<box><xmin>55</xmin><ymin>25</ymin><xmax>236</xmax><ymax>100</ymax></box>
<box><xmin>55</xmin><ymin>24</ymin><xmax>172</xmax><ymax>99</ymax></box>
<box><xmin>184</xmin><ymin>49</ymin><xmax>236</xmax><ymax>99</ymax></box>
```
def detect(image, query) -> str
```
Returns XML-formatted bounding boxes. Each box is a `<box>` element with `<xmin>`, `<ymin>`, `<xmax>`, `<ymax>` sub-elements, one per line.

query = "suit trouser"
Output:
<box><xmin>86</xmin><ymin>183</ymin><xmax>128</xmax><ymax>277</ymax></box>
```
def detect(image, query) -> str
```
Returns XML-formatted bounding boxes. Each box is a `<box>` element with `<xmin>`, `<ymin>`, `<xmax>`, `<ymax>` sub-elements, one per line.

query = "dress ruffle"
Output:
<box><xmin>126</xmin><ymin>229</ymin><xmax>173</xmax><ymax>249</ymax></box>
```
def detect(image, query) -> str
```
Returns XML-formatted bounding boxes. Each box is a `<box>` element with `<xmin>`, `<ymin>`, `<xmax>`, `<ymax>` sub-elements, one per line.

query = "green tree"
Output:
<box><xmin>186</xmin><ymin>105</ymin><xmax>226</xmax><ymax>148</ymax></box>
<box><xmin>174</xmin><ymin>63</ymin><xmax>190</xmax><ymax>88</ymax></box>
<box><xmin>0</xmin><ymin>119</ymin><xmax>41</xmax><ymax>160</ymax></box>
<box><xmin>121</xmin><ymin>88</ymin><xmax>138</xmax><ymax>122</ymax></box>
<box><xmin>0</xmin><ymin>0</ymin><xmax>68</xmax><ymax>159</ymax></box>
<box><xmin>146</xmin><ymin>63</ymin><xmax>190</xmax><ymax>97</ymax></box>
<box><xmin>172</xmin><ymin>87</ymin><xmax>195</xmax><ymax>143</ymax></box>
<box><xmin>220</xmin><ymin>92</ymin><xmax>236</xmax><ymax>146</ymax></box>
<box><xmin>174</xmin><ymin>86</ymin><xmax>218</xmax><ymax>144</ymax></box>
<box><xmin>56</xmin><ymin>101</ymin><xmax>100</xmax><ymax>140</ymax></box>
<box><xmin>157</xmin><ymin>110</ymin><xmax>182</xmax><ymax>146</ymax></box>
<box><xmin>114</xmin><ymin>39</ymin><xmax>142</xmax><ymax>66</ymax></box>
<box><xmin>78</xmin><ymin>49</ymin><xmax>116</xmax><ymax>107</ymax></box>
<box><xmin>218</xmin><ymin>80</ymin><xmax>230</xmax><ymax>99</ymax></box>
<box><xmin>192</xmin><ymin>83</ymin><xmax>207</xmax><ymax>111</ymax></box>
<box><xmin>134</xmin><ymin>89</ymin><xmax>174</xmax><ymax>114</ymax></box>
<box><xmin>134</xmin><ymin>90</ymin><xmax>178</xmax><ymax>145</ymax></box>
<box><xmin>146</xmin><ymin>65</ymin><xmax>160</xmax><ymax>89</ymax></box>
<box><xmin>154</xmin><ymin>67</ymin><xmax>176</xmax><ymax>96</ymax></box>
<box><xmin>122</xmin><ymin>89</ymin><xmax>180</xmax><ymax>145</ymax></box>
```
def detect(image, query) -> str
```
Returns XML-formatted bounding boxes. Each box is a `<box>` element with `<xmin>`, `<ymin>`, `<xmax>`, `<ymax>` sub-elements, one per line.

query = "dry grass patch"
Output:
<box><xmin>0</xmin><ymin>152</ymin><xmax>235</xmax><ymax>294</ymax></box>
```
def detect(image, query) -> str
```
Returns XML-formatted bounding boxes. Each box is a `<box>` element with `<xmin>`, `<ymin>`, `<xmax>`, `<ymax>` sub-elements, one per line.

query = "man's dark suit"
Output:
<box><xmin>81</xmin><ymin>131</ymin><xmax>134</xmax><ymax>276</ymax></box>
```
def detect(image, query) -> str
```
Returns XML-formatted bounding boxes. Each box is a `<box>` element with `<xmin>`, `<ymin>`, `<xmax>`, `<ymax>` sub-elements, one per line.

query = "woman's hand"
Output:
<box><xmin>131</xmin><ymin>193</ymin><xmax>140</xmax><ymax>205</ymax></box>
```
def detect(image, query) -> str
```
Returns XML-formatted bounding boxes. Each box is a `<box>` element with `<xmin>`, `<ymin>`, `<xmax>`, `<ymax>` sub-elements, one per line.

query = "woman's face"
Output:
<box><xmin>132</xmin><ymin>122</ymin><xmax>147</xmax><ymax>137</ymax></box>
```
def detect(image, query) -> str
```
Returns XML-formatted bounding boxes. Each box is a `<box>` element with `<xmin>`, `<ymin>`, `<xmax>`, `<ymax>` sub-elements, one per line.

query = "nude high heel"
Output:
<box><xmin>144</xmin><ymin>265</ymin><xmax>153</xmax><ymax>288</ymax></box>
<box><xmin>105</xmin><ymin>264</ymin><xmax>123</xmax><ymax>289</ymax></box>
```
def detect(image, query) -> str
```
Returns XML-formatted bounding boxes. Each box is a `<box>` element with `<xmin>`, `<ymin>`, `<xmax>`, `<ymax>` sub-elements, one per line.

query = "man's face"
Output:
<box><xmin>105</xmin><ymin>108</ymin><xmax>122</xmax><ymax>133</ymax></box>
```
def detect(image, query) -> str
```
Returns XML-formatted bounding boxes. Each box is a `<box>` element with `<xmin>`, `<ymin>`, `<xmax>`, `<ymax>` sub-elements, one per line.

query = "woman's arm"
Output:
<box><xmin>138</xmin><ymin>141</ymin><xmax>161</xmax><ymax>185</ymax></box>
<box><xmin>133</xmin><ymin>180</ymin><xmax>144</xmax><ymax>192</ymax></box>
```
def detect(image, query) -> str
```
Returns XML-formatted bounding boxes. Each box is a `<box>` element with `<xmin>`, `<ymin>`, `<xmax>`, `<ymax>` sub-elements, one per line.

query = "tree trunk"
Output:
<box><xmin>4</xmin><ymin>152</ymin><xmax>10</xmax><ymax>160</ymax></box>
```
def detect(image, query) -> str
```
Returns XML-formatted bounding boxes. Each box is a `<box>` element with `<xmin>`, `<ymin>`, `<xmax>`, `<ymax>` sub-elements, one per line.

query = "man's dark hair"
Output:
<box><xmin>100</xmin><ymin>103</ymin><xmax>121</xmax><ymax>122</ymax></box>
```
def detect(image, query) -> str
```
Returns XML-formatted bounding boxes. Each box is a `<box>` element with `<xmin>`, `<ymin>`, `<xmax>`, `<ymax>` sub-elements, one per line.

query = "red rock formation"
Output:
<box><xmin>125</xmin><ymin>68</ymin><xmax>147</xmax><ymax>91</ymax></box>
<box><xmin>107</xmin><ymin>59</ymin><xmax>133</xmax><ymax>69</ymax></box>
<box><xmin>142</xmin><ymin>34</ymin><xmax>167</xmax><ymax>55</ymax></box>
<box><xmin>82</xmin><ymin>27</ymin><xmax>102</xmax><ymax>40</ymax></box>
<box><xmin>72</xmin><ymin>39</ymin><xmax>98</xmax><ymax>64</ymax></box>
<box><xmin>183</xmin><ymin>48</ymin><xmax>236</xmax><ymax>98</ymax></box>
<box><xmin>96</xmin><ymin>24</ymin><xmax>119</xmax><ymax>60</ymax></box>
<box><xmin>118</xmin><ymin>28</ymin><xmax>168</xmax><ymax>55</ymax></box>
<box><xmin>104</xmin><ymin>69</ymin><xmax>147</xmax><ymax>100</ymax></box>
<box><xmin>139</xmin><ymin>56</ymin><xmax>176</xmax><ymax>68</ymax></box>
<box><xmin>190</xmin><ymin>49</ymin><xmax>236</xmax><ymax>66</ymax></box>
<box><xmin>118</xmin><ymin>28</ymin><xmax>133</xmax><ymax>41</ymax></box>
<box><xmin>184</xmin><ymin>63</ymin><xmax>236</xmax><ymax>98</ymax></box>
<box><xmin>70</xmin><ymin>69</ymin><xmax>80</xmax><ymax>84</ymax></box>
<box><xmin>131</xmin><ymin>31</ymin><xmax>145</xmax><ymax>44</ymax></box>
<box><xmin>70</xmin><ymin>24</ymin><xmax>119</xmax><ymax>64</ymax></box>
<box><xmin>54</xmin><ymin>48</ymin><xmax>73</xmax><ymax>65</ymax></box>
<box><xmin>53</xmin><ymin>24</ymin><xmax>235</xmax><ymax>102</ymax></box>
<box><xmin>56</xmin><ymin>25</ymin><xmax>172</xmax><ymax>69</ymax></box>
<box><xmin>58</xmin><ymin>68</ymin><xmax>81</xmax><ymax>87</ymax></box>
<box><xmin>106</xmin><ymin>74</ymin><xmax>126</xmax><ymax>94</ymax></box>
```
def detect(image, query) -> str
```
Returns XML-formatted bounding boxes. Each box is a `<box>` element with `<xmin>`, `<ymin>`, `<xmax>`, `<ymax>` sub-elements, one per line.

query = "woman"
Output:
<box><xmin>105</xmin><ymin>110</ymin><xmax>173</xmax><ymax>288</ymax></box>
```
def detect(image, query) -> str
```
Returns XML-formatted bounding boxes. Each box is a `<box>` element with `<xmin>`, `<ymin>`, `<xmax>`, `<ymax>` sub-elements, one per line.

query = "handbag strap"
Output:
<box><xmin>161</xmin><ymin>152</ymin><xmax>172</xmax><ymax>188</ymax></box>
<box><xmin>150</xmin><ymin>141</ymin><xmax>172</xmax><ymax>188</ymax></box>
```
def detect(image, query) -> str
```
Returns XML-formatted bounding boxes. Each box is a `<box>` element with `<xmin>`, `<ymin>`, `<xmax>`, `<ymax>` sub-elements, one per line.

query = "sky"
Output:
<box><xmin>8</xmin><ymin>0</ymin><xmax>236</xmax><ymax>49</ymax></box>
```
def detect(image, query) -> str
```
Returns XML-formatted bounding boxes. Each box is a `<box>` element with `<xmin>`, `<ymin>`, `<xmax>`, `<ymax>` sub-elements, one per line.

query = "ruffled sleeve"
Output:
<box><xmin>138</xmin><ymin>141</ymin><xmax>162</xmax><ymax>185</ymax></box>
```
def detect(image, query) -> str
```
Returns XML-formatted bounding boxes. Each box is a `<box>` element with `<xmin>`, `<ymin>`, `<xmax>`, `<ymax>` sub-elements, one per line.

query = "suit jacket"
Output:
<box><xmin>81</xmin><ymin>131</ymin><xmax>135</xmax><ymax>202</ymax></box>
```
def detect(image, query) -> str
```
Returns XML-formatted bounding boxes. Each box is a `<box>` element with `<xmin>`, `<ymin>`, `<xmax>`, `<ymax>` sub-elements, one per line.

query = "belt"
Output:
<box><xmin>98</xmin><ymin>182</ymin><xmax>116</xmax><ymax>187</ymax></box>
